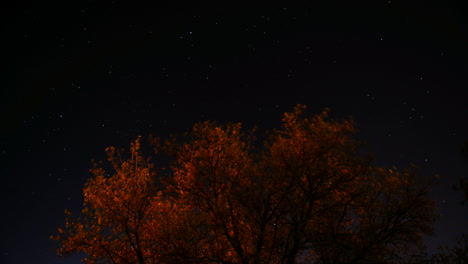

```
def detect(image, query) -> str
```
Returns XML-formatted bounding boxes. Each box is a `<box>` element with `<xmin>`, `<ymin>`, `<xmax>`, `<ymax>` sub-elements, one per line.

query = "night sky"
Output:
<box><xmin>4</xmin><ymin>2</ymin><xmax>468</xmax><ymax>263</ymax></box>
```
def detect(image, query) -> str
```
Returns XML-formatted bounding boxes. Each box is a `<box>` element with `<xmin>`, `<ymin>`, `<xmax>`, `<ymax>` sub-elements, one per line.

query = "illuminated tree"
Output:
<box><xmin>51</xmin><ymin>137</ymin><xmax>204</xmax><ymax>263</ymax></box>
<box><xmin>53</xmin><ymin>105</ymin><xmax>438</xmax><ymax>264</ymax></box>
<box><xmin>52</xmin><ymin>137</ymin><xmax>159</xmax><ymax>263</ymax></box>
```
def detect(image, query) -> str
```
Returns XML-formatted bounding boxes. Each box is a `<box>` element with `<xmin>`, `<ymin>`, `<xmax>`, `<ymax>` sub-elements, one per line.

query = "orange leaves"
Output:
<box><xmin>53</xmin><ymin>105</ymin><xmax>437</xmax><ymax>264</ymax></box>
<box><xmin>53</xmin><ymin>136</ymin><xmax>161</xmax><ymax>264</ymax></box>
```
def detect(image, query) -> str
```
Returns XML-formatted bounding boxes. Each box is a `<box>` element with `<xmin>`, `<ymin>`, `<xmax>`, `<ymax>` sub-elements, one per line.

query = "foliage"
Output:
<box><xmin>431</xmin><ymin>234</ymin><xmax>468</xmax><ymax>264</ymax></box>
<box><xmin>52</xmin><ymin>105</ymin><xmax>438</xmax><ymax>264</ymax></box>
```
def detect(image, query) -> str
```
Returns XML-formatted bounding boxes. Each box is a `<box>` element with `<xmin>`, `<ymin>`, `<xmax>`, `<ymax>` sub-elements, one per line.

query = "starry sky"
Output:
<box><xmin>3</xmin><ymin>2</ymin><xmax>468</xmax><ymax>263</ymax></box>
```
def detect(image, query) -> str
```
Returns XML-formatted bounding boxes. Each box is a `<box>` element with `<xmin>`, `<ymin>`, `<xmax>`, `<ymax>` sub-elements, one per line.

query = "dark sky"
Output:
<box><xmin>3</xmin><ymin>2</ymin><xmax>468</xmax><ymax>263</ymax></box>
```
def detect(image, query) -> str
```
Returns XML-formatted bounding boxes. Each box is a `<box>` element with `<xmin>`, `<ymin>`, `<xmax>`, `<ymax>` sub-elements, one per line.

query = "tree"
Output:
<box><xmin>52</xmin><ymin>136</ymin><xmax>217</xmax><ymax>264</ymax></box>
<box><xmin>52</xmin><ymin>137</ymin><xmax>162</xmax><ymax>263</ymax></box>
<box><xmin>431</xmin><ymin>234</ymin><xmax>468</xmax><ymax>264</ymax></box>
<box><xmin>53</xmin><ymin>105</ymin><xmax>438</xmax><ymax>263</ymax></box>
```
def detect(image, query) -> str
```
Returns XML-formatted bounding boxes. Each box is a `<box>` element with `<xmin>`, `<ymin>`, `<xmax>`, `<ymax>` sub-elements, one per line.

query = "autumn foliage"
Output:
<box><xmin>52</xmin><ymin>105</ymin><xmax>438</xmax><ymax>264</ymax></box>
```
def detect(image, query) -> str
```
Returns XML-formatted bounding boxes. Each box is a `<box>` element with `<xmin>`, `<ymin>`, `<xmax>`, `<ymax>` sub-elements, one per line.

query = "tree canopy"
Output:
<box><xmin>52</xmin><ymin>105</ymin><xmax>438</xmax><ymax>264</ymax></box>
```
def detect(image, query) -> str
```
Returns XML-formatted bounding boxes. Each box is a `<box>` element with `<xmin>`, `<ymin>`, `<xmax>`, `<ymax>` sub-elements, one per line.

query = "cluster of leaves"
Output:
<box><xmin>52</xmin><ymin>105</ymin><xmax>438</xmax><ymax>264</ymax></box>
<box><xmin>431</xmin><ymin>234</ymin><xmax>468</xmax><ymax>264</ymax></box>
